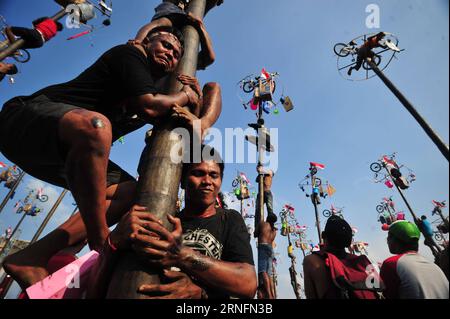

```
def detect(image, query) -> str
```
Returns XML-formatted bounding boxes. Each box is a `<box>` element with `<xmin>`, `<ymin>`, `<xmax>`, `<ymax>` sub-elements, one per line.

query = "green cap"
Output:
<box><xmin>389</xmin><ymin>220</ymin><xmax>421</xmax><ymax>244</ymax></box>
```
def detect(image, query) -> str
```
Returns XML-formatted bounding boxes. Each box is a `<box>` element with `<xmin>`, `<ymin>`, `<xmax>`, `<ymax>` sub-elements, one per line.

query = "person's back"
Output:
<box><xmin>259</xmin><ymin>221</ymin><xmax>276</xmax><ymax>244</ymax></box>
<box><xmin>381</xmin><ymin>220</ymin><xmax>449</xmax><ymax>299</ymax></box>
<box><xmin>382</xmin><ymin>252</ymin><xmax>448</xmax><ymax>299</ymax></box>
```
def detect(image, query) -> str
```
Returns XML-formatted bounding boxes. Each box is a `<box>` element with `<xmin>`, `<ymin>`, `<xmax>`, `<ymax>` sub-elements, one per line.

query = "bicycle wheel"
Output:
<box><xmin>362</xmin><ymin>54</ymin><xmax>381</xmax><ymax>70</ymax></box>
<box><xmin>370</xmin><ymin>162</ymin><xmax>382</xmax><ymax>173</ymax></box>
<box><xmin>323</xmin><ymin>210</ymin><xmax>331</xmax><ymax>218</ymax></box>
<box><xmin>232</xmin><ymin>179</ymin><xmax>239</xmax><ymax>188</ymax></box>
<box><xmin>434</xmin><ymin>232</ymin><xmax>443</xmax><ymax>242</ymax></box>
<box><xmin>38</xmin><ymin>194</ymin><xmax>48</xmax><ymax>202</ymax></box>
<box><xmin>13</xmin><ymin>49</ymin><xmax>31</xmax><ymax>63</ymax></box>
<box><xmin>243</xmin><ymin>81</ymin><xmax>255</xmax><ymax>93</ymax></box>
<box><xmin>376</xmin><ymin>205</ymin><xmax>385</xmax><ymax>213</ymax></box>
<box><xmin>334</xmin><ymin>43</ymin><xmax>350</xmax><ymax>57</ymax></box>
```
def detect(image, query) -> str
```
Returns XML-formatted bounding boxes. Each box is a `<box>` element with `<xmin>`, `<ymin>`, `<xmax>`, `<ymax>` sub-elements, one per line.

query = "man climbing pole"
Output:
<box><xmin>5</xmin><ymin>17</ymin><xmax>63</xmax><ymax>50</ymax></box>
<box><xmin>104</xmin><ymin>0</ymin><xmax>224</xmax><ymax>298</ymax></box>
<box><xmin>254</xmin><ymin>164</ymin><xmax>276</xmax><ymax>237</ymax></box>
<box><xmin>132</xmin><ymin>0</ymin><xmax>216</xmax><ymax>70</ymax></box>
<box><xmin>0</xmin><ymin>25</ymin><xmax>205</xmax><ymax>290</ymax></box>
<box><xmin>254</xmin><ymin>208</ymin><xmax>277</xmax><ymax>299</ymax></box>
<box><xmin>87</xmin><ymin>146</ymin><xmax>257</xmax><ymax>299</ymax></box>
<box><xmin>347</xmin><ymin>31</ymin><xmax>387</xmax><ymax>76</ymax></box>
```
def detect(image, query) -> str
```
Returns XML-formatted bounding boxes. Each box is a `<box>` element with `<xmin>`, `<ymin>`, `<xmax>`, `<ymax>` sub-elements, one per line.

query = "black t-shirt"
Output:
<box><xmin>30</xmin><ymin>44</ymin><xmax>163</xmax><ymax>139</ymax></box>
<box><xmin>178</xmin><ymin>208</ymin><xmax>254</xmax><ymax>299</ymax></box>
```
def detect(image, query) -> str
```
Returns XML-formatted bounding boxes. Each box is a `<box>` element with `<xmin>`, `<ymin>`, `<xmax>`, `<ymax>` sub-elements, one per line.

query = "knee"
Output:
<box><xmin>68</xmin><ymin>113</ymin><xmax>112</xmax><ymax>153</ymax></box>
<box><xmin>107</xmin><ymin>180</ymin><xmax>137</xmax><ymax>203</ymax></box>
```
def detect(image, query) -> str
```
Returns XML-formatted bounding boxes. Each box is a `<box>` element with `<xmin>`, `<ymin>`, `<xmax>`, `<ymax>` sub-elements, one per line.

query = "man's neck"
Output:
<box><xmin>183</xmin><ymin>203</ymin><xmax>217</xmax><ymax>218</ymax></box>
<box><xmin>325</xmin><ymin>247</ymin><xmax>348</xmax><ymax>258</ymax></box>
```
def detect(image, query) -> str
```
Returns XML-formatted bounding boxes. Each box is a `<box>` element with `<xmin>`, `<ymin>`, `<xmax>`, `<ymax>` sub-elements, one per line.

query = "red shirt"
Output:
<box><xmin>35</xmin><ymin>19</ymin><xmax>59</xmax><ymax>41</ymax></box>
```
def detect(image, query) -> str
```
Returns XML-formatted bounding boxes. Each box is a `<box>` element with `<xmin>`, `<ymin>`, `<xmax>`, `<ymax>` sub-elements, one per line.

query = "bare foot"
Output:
<box><xmin>3</xmin><ymin>252</ymin><xmax>50</xmax><ymax>290</ymax></box>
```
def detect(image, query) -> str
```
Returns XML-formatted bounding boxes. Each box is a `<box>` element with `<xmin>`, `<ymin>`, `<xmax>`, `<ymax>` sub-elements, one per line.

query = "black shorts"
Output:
<box><xmin>10</xmin><ymin>27</ymin><xmax>44</xmax><ymax>49</ymax></box>
<box><xmin>0</xmin><ymin>95</ymin><xmax>135</xmax><ymax>189</ymax></box>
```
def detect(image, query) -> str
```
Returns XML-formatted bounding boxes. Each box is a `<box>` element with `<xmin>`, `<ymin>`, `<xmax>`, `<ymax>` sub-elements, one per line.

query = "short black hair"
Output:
<box><xmin>181</xmin><ymin>144</ymin><xmax>224</xmax><ymax>182</ymax></box>
<box><xmin>267</xmin><ymin>213</ymin><xmax>277</xmax><ymax>225</ymax></box>
<box><xmin>389</xmin><ymin>234</ymin><xmax>419</xmax><ymax>252</ymax></box>
<box><xmin>323</xmin><ymin>216</ymin><xmax>353</xmax><ymax>249</ymax></box>
<box><xmin>146</xmin><ymin>26</ymin><xmax>185</xmax><ymax>51</ymax></box>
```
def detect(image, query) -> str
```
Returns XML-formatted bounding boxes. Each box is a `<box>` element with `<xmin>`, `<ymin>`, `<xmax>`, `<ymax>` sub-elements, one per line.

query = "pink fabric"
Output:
<box><xmin>26</xmin><ymin>251</ymin><xmax>99</xmax><ymax>299</ymax></box>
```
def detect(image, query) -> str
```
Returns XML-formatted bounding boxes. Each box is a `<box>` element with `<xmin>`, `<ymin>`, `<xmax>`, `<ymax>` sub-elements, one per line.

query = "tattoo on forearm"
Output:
<box><xmin>187</xmin><ymin>253</ymin><xmax>212</xmax><ymax>272</ymax></box>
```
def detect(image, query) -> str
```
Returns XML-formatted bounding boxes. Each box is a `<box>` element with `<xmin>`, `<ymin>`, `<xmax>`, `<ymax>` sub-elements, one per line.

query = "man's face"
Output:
<box><xmin>147</xmin><ymin>33</ymin><xmax>182</xmax><ymax>73</ymax></box>
<box><xmin>185</xmin><ymin>161</ymin><xmax>222</xmax><ymax>209</ymax></box>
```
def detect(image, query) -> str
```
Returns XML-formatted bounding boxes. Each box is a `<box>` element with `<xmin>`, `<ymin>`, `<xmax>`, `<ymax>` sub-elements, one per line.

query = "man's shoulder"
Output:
<box><xmin>303</xmin><ymin>253</ymin><xmax>326</xmax><ymax>269</ymax></box>
<box><xmin>105</xmin><ymin>44</ymin><xmax>146</xmax><ymax>61</ymax></box>
<box><xmin>381</xmin><ymin>254</ymin><xmax>403</xmax><ymax>270</ymax></box>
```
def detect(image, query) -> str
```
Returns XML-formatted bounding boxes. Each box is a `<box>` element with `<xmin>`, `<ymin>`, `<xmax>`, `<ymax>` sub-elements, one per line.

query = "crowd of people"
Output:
<box><xmin>0</xmin><ymin>0</ymin><xmax>448</xmax><ymax>300</ymax></box>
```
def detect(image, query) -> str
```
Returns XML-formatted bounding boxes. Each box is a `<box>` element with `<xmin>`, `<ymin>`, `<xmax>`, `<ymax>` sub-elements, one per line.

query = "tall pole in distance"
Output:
<box><xmin>311</xmin><ymin>173</ymin><xmax>322</xmax><ymax>244</ymax></box>
<box><xmin>239</xmin><ymin>178</ymin><xmax>244</xmax><ymax>216</ymax></box>
<box><xmin>0</xmin><ymin>212</ymin><xmax>28</xmax><ymax>258</ymax></box>
<box><xmin>287</xmin><ymin>231</ymin><xmax>301</xmax><ymax>299</ymax></box>
<box><xmin>0</xmin><ymin>9</ymin><xmax>67</xmax><ymax>62</ymax></box>
<box><xmin>367</xmin><ymin>59</ymin><xmax>449</xmax><ymax>161</ymax></box>
<box><xmin>106</xmin><ymin>0</ymin><xmax>221</xmax><ymax>299</ymax></box>
<box><xmin>382</xmin><ymin>165</ymin><xmax>441</xmax><ymax>257</ymax></box>
<box><xmin>0</xmin><ymin>189</ymin><xmax>69</xmax><ymax>299</ymax></box>
<box><xmin>434</xmin><ymin>207</ymin><xmax>449</xmax><ymax>230</ymax></box>
<box><xmin>30</xmin><ymin>189</ymin><xmax>68</xmax><ymax>244</ymax></box>
<box><xmin>0</xmin><ymin>171</ymin><xmax>25</xmax><ymax>215</ymax></box>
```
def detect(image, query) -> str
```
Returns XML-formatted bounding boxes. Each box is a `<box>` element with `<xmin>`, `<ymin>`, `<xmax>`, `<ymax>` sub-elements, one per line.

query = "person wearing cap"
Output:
<box><xmin>5</xmin><ymin>17</ymin><xmax>63</xmax><ymax>50</ymax></box>
<box><xmin>1</xmin><ymin>25</ymin><xmax>207</xmax><ymax>290</ymax></box>
<box><xmin>381</xmin><ymin>220</ymin><xmax>449</xmax><ymax>299</ymax></box>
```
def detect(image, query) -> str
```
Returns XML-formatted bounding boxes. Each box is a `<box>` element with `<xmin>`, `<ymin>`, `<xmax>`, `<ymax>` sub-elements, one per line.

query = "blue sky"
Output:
<box><xmin>0</xmin><ymin>0</ymin><xmax>449</xmax><ymax>299</ymax></box>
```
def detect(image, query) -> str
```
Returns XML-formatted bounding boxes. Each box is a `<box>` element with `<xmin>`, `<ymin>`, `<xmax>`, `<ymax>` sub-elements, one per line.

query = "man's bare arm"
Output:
<box><xmin>129</xmin><ymin>88</ymin><xmax>199</xmax><ymax>124</ymax></box>
<box><xmin>199</xmin><ymin>82</ymin><xmax>222</xmax><ymax>131</ymax></box>
<box><xmin>135</xmin><ymin>17</ymin><xmax>173</xmax><ymax>42</ymax></box>
<box><xmin>176</xmin><ymin>247</ymin><xmax>257</xmax><ymax>299</ymax></box>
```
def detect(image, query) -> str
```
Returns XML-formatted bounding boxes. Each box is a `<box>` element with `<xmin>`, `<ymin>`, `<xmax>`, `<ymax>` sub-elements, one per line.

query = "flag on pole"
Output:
<box><xmin>261</xmin><ymin>68</ymin><xmax>271</xmax><ymax>80</ymax></box>
<box><xmin>382</xmin><ymin>156</ymin><xmax>397</xmax><ymax>167</ymax></box>
<box><xmin>327</xmin><ymin>183</ymin><xmax>336</xmax><ymax>196</ymax></box>
<box><xmin>0</xmin><ymin>161</ymin><xmax>7</xmax><ymax>168</ymax></box>
<box><xmin>432</xmin><ymin>200</ymin><xmax>446</xmax><ymax>208</ymax></box>
<box><xmin>284</xmin><ymin>204</ymin><xmax>295</xmax><ymax>213</ymax></box>
<box><xmin>310</xmin><ymin>162</ymin><xmax>325</xmax><ymax>170</ymax></box>
<box><xmin>239</xmin><ymin>172</ymin><xmax>250</xmax><ymax>185</ymax></box>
